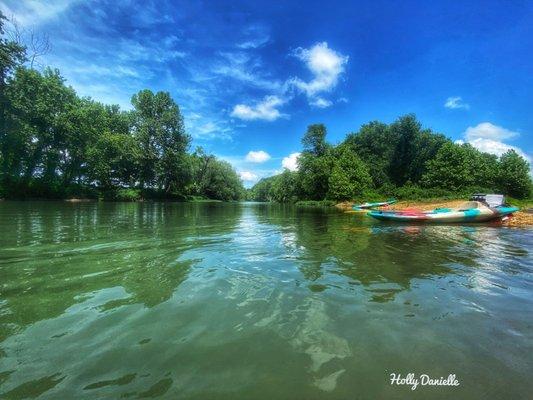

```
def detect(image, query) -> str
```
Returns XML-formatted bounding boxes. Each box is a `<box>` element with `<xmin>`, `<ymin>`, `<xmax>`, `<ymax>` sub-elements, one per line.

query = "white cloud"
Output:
<box><xmin>194</xmin><ymin>121</ymin><xmax>232</xmax><ymax>141</ymax></box>
<box><xmin>468</xmin><ymin>138</ymin><xmax>529</xmax><ymax>161</ymax></box>
<box><xmin>116</xmin><ymin>38</ymin><xmax>186</xmax><ymax>63</ymax></box>
<box><xmin>218</xmin><ymin>155</ymin><xmax>278</xmax><ymax>186</ymax></box>
<box><xmin>290</xmin><ymin>42</ymin><xmax>348</xmax><ymax>105</ymax></box>
<box><xmin>231</xmin><ymin>95</ymin><xmax>285</xmax><ymax>121</ymax></box>
<box><xmin>245</xmin><ymin>150</ymin><xmax>271</xmax><ymax>163</ymax></box>
<box><xmin>445</xmin><ymin>96</ymin><xmax>470</xmax><ymax>110</ymax></box>
<box><xmin>238</xmin><ymin>36</ymin><xmax>270</xmax><ymax>49</ymax></box>
<box><xmin>212</xmin><ymin>52</ymin><xmax>280</xmax><ymax>91</ymax></box>
<box><xmin>460</xmin><ymin>122</ymin><xmax>529</xmax><ymax>162</ymax></box>
<box><xmin>239</xmin><ymin>171</ymin><xmax>259</xmax><ymax>182</ymax></box>
<box><xmin>1</xmin><ymin>0</ymin><xmax>80</xmax><ymax>27</ymax></box>
<box><xmin>464</xmin><ymin>122</ymin><xmax>518</xmax><ymax>141</ymax></box>
<box><xmin>282</xmin><ymin>152</ymin><xmax>301</xmax><ymax>171</ymax></box>
<box><xmin>229</xmin><ymin>42</ymin><xmax>347</xmax><ymax>122</ymax></box>
<box><xmin>184</xmin><ymin>113</ymin><xmax>233</xmax><ymax>141</ymax></box>
<box><xmin>310</xmin><ymin>97</ymin><xmax>332</xmax><ymax>108</ymax></box>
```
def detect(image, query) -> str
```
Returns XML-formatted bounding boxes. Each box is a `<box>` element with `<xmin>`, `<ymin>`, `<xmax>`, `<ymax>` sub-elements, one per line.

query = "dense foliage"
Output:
<box><xmin>0</xmin><ymin>13</ymin><xmax>243</xmax><ymax>201</ymax></box>
<box><xmin>249</xmin><ymin>115</ymin><xmax>532</xmax><ymax>202</ymax></box>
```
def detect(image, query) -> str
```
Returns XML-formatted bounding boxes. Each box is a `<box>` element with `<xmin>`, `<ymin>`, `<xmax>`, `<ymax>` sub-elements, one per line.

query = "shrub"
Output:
<box><xmin>115</xmin><ymin>188</ymin><xmax>141</xmax><ymax>202</ymax></box>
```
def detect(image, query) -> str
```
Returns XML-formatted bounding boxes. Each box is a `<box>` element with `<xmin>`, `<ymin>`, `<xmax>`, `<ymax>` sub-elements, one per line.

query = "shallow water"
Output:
<box><xmin>0</xmin><ymin>201</ymin><xmax>532</xmax><ymax>399</ymax></box>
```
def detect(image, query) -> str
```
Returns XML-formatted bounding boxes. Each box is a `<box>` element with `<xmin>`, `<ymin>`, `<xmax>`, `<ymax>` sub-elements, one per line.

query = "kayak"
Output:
<box><xmin>367</xmin><ymin>201</ymin><xmax>518</xmax><ymax>223</ymax></box>
<box><xmin>352</xmin><ymin>198</ymin><xmax>396</xmax><ymax>211</ymax></box>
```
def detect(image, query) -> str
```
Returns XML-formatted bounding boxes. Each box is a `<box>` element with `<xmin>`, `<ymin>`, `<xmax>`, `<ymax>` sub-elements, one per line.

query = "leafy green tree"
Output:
<box><xmin>389</xmin><ymin>114</ymin><xmax>421</xmax><ymax>186</ymax></box>
<box><xmin>421</xmin><ymin>142</ymin><xmax>500</xmax><ymax>192</ymax></box>
<box><xmin>328</xmin><ymin>148</ymin><xmax>372</xmax><ymax>200</ymax></box>
<box><xmin>343</xmin><ymin>121</ymin><xmax>397</xmax><ymax>187</ymax></box>
<box><xmin>302</xmin><ymin>123</ymin><xmax>328</xmax><ymax>156</ymax></box>
<box><xmin>497</xmin><ymin>150</ymin><xmax>531</xmax><ymax>198</ymax></box>
<box><xmin>0</xmin><ymin>11</ymin><xmax>25</xmax><ymax>119</ymax></box>
<box><xmin>131</xmin><ymin>90</ymin><xmax>190</xmax><ymax>192</ymax></box>
<box><xmin>327</xmin><ymin>166</ymin><xmax>352</xmax><ymax>201</ymax></box>
<box><xmin>387</xmin><ymin>114</ymin><xmax>448</xmax><ymax>186</ymax></box>
<box><xmin>271</xmin><ymin>169</ymin><xmax>298</xmax><ymax>202</ymax></box>
<box><xmin>86</xmin><ymin>131</ymin><xmax>140</xmax><ymax>189</ymax></box>
<box><xmin>0</xmin><ymin>12</ymin><xmax>26</xmax><ymax>84</ymax></box>
<box><xmin>186</xmin><ymin>147</ymin><xmax>214</xmax><ymax>196</ymax></box>
<box><xmin>6</xmin><ymin>67</ymin><xmax>77</xmax><ymax>183</ymax></box>
<box><xmin>249</xmin><ymin>176</ymin><xmax>275</xmax><ymax>201</ymax></box>
<box><xmin>201</xmin><ymin>159</ymin><xmax>243</xmax><ymax>201</ymax></box>
<box><xmin>297</xmin><ymin>124</ymin><xmax>334</xmax><ymax>199</ymax></box>
<box><xmin>408</xmin><ymin>130</ymin><xmax>449</xmax><ymax>183</ymax></box>
<box><xmin>421</xmin><ymin>142</ymin><xmax>474</xmax><ymax>191</ymax></box>
<box><xmin>59</xmin><ymin>100</ymin><xmax>130</xmax><ymax>185</ymax></box>
<box><xmin>0</xmin><ymin>13</ymin><xmax>27</xmax><ymax>188</ymax></box>
<box><xmin>472</xmin><ymin>151</ymin><xmax>499</xmax><ymax>189</ymax></box>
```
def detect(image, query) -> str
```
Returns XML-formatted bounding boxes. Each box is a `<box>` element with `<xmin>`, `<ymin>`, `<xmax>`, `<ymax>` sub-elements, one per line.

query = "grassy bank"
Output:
<box><xmin>295</xmin><ymin>200</ymin><xmax>337</xmax><ymax>207</ymax></box>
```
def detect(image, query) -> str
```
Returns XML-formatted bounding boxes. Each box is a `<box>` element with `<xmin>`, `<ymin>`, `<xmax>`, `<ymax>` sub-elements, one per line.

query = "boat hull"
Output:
<box><xmin>352</xmin><ymin>199</ymin><xmax>396</xmax><ymax>210</ymax></box>
<box><xmin>368</xmin><ymin>206</ymin><xmax>518</xmax><ymax>223</ymax></box>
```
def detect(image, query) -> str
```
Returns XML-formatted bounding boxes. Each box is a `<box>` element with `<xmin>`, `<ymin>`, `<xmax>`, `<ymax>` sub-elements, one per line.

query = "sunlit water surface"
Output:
<box><xmin>0</xmin><ymin>201</ymin><xmax>532</xmax><ymax>399</ymax></box>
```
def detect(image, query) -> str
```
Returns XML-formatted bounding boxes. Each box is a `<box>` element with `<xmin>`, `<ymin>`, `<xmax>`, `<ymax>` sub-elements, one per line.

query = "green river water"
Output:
<box><xmin>0</xmin><ymin>201</ymin><xmax>532</xmax><ymax>399</ymax></box>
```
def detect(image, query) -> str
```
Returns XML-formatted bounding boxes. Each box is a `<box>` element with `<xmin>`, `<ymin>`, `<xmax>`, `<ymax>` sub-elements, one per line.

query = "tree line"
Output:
<box><xmin>1</xmin><ymin>12</ymin><xmax>530</xmax><ymax>203</ymax></box>
<box><xmin>0</xmin><ymin>13</ymin><xmax>243</xmax><ymax>201</ymax></box>
<box><xmin>248</xmin><ymin>117</ymin><xmax>532</xmax><ymax>202</ymax></box>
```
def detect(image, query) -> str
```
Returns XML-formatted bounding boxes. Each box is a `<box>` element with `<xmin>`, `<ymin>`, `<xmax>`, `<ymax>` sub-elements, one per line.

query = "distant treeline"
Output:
<box><xmin>0</xmin><ymin>13</ymin><xmax>243</xmax><ymax>201</ymax></box>
<box><xmin>248</xmin><ymin>117</ymin><xmax>532</xmax><ymax>202</ymax></box>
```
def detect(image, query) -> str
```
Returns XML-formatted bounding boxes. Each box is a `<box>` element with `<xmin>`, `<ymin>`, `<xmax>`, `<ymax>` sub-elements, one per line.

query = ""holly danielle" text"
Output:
<box><xmin>389</xmin><ymin>373</ymin><xmax>460</xmax><ymax>391</ymax></box>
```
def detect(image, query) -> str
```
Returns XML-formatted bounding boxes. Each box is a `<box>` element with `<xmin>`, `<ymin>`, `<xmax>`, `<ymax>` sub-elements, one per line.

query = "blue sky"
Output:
<box><xmin>2</xmin><ymin>0</ymin><xmax>532</xmax><ymax>186</ymax></box>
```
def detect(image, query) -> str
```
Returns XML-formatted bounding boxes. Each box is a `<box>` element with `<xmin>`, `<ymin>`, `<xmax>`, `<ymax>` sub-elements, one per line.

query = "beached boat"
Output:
<box><xmin>367</xmin><ymin>200</ymin><xmax>518</xmax><ymax>223</ymax></box>
<box><xmin>352</xmin><ymin>199</ymin><xmax>396</xmax><ymax>211</ymax></box>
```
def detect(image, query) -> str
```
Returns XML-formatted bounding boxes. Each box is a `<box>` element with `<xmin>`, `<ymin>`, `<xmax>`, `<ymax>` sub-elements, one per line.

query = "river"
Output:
<box><xmin>0</xmin><ymin>201</ymin><xmax>531</xmax><ymax>399</ymax></box>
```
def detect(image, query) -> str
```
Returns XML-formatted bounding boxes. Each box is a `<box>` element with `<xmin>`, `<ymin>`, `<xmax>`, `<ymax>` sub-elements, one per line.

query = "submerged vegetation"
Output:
<box><xmin>1</xmin><ymin>12</ymin><xmax>531</xmax><ymax>203</ymax></box>
<box><xmin>248</xmin><ymin>118</ymin><xmax>532</xmax><ymax>203</ymax></box>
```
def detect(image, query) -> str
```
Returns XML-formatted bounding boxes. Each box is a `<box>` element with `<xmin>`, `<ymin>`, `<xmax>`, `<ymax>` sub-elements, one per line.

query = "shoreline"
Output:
<box><xmin>0</xmin><ymin>198</ymin><xmax>225</xmax><ymax>203</ymax></box>
<box><xmin>336</xmin><ymin>199</ymin><xmax>533</xmax><ymax>227</ymax></box>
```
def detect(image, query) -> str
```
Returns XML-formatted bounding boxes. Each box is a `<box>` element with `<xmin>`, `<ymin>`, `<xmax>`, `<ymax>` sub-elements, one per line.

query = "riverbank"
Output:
<box><xmin>336</xmin><ymin>199</ymin><xmax>533</xmax><ymax>227</ymax></box>
<box><xmin>1</xmin><ymin>197</ymin><xmax>225</xmax><ymax>203</ymax></box>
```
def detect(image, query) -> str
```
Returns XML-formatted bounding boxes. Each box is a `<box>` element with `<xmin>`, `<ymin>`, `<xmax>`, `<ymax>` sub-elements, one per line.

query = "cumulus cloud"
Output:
<box><xmin>464</xmin><ymin>122</ymin><xmax>518</xmax><ymax>141</ymax></box>
<box><xmin>445</xmin><ymin>96</ymin><xmax>470</xmax><ymax>110</ymax></box>
<box><xmin>468</xmin><ymin>138</ymin><xmax>529</xmax><ymax>160</ymax></box>
<box><xmin>460</xmin><ymin>122</ymin><xmax>529</xmax><ymax>161</ymax></box>
<box><xmin>239</xmin><ymin>171</ymin><xmax>258</xmax><ymax>182</ymax></box>
<box><xmin>231</xmin><ymin>95</ymin><xmax>285</xmax><ymax>121</ymax></box>
<box><xmin>290</xmin><ymin>42</ymin><xmax>348</xmax><ymax>104</ymax></box>
<box><xmin>245</xmin><ymin>150</ymin><xmax>271</xmax><ymax>163</ymax></box>
<box><xmin>282</xmin><ymin>152</ymin><xmax>301</xmax><ymax>171</ymax></box>
<box><xmin>230</xmin><ymin>42</ymin><xmax>347</xmax><ymax>121</ymax></box>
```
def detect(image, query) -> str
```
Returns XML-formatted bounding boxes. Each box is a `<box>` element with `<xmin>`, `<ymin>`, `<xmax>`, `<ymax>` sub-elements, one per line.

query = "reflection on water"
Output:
<box><xmin>0</xmin><ymin>201</ymin><xmax>532</xmax><ymax>399</ymax></box>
